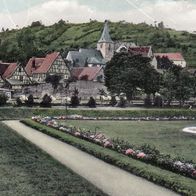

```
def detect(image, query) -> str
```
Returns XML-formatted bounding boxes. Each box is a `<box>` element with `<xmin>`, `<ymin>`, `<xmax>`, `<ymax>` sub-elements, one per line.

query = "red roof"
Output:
<box><xmin>25</xmin><ymin>58</ymin><xmax>45</xmax><ymax>76</ymax></box>
<box><xmin>1</xmin><ymin>63</ymin><xmax>18</xmax><ymax>79</ymax></box>
<box><xmin>128</xmin><ymin>46</ymin><xmax>151</xmax><ymax>57</ymax></box>
<box><xmin>71</xmin><ymin>67</ymin><xmax>103</xmax><ymax>81</ymax></box>
<box><xmin>154</xmin><ymin>53</ymin><xmax>185</xmax><ymax>61</ymax></box>
<box><xmin>0</xmin><ymin>62</ymin><xmax>10</xmax><ymax>76</ymax></box>
<box><xmin>25</xmin><ymin>52</ymin><xmax>60</xmax><ymax>75</ymax></box>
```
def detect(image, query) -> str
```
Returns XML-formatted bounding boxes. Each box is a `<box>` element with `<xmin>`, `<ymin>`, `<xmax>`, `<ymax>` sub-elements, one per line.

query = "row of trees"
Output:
<box><xmin>105</xmin><ymin>52</ymin><xmax>196</xmax><ymax>107</ymax></box>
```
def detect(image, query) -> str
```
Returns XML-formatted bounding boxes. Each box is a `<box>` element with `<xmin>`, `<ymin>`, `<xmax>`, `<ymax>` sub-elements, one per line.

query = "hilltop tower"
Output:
<box><xmin>97</xmin><ymin>20</ymin><xmax>114</xmax><ymax>62</ymax></box>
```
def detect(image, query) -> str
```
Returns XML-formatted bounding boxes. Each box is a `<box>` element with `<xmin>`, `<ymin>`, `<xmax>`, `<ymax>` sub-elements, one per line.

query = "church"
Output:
<box><xmin>67</xmin><ymin>20</ymin><xmax>186</xmax><ymax>72</ymax></box>
<box><xmin>67</xmin><ymin>20</ymin><xmax>156</xmax><ymax>69</ymax></box>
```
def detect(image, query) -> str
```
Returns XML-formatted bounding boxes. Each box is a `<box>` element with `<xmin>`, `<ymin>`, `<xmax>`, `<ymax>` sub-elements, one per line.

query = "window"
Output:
<box><xmin>20</xmin><ymin>76</ymin><xmax>23</xmax><ymax>81</ymax></box>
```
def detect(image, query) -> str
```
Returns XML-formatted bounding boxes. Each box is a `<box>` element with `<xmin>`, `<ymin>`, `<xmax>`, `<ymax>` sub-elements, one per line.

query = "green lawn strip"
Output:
<box><xmin>1</xmin><ymin>108</ymin><xmax>196</xmax><ymax>120</ymax></box>
<box><xmin>22</xmin><ymin>119</ymin><xmax>196</xmax><ymax>196</ymax></box>
<box><xmin>64</xmin><ymin>120</ymin><xmax>196</xmax><ymax>162</ymax></box>
<box><xmin>0</xmin><ymin>122</ymin><xmax>106</xmax><ymax>196</ymax></box>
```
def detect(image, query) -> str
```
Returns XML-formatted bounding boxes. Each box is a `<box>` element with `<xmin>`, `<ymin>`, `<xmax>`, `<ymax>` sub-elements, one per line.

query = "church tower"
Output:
<box><xmin>97</xmin><ymin>20</ymin><xmax>114</xmax><ymax>62</ymax></box>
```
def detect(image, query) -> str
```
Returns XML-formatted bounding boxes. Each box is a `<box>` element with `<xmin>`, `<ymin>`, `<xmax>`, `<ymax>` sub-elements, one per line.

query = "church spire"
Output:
<box><xmin>98</xmin><ymin>20</ymin><xmax>113</xmax><ymax>43</ymax></box>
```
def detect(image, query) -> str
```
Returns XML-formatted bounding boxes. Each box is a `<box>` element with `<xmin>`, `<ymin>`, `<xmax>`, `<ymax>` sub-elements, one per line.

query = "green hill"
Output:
<box><xmin>0</xmin><ymin>20</ymin><xmax>196</xmax><ymax>67</ymax></box>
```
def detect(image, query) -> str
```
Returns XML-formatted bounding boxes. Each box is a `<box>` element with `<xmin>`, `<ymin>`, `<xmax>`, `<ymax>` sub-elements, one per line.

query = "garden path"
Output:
<box><xmin>4</xmin><ymin>120</ymin><xmax>179</xmax><ymax>196</ymax></box>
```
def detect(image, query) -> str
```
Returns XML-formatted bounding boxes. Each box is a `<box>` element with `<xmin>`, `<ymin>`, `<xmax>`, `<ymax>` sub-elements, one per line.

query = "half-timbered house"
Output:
<box><xmin>0</xmin><ymin>62</ymin><xmax>31</xmax><ymax>89</ymax></box>
<box><xmin>25</xmin><ymin>52</ymin><xmax>70</xmax><ymax>83</ymax></box>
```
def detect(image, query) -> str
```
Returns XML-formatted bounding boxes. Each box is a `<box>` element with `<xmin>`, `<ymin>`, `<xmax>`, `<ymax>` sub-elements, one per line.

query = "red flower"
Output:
<box><xmin>137</xmin><ymin>152</ymin><xmax>146</xmax><ymax>159</ymax></box>
<box><xmin>125</xmin><ymin>149</ymin><xmax>135</xmax><ymax>155</ymax></box>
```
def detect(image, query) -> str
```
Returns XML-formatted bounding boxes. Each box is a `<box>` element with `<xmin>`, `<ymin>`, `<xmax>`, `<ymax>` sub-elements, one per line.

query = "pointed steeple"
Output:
<box><xmin>98</xmin><ymin>20</ymin><xmax>113</xmax><ymax>43</ymax></box>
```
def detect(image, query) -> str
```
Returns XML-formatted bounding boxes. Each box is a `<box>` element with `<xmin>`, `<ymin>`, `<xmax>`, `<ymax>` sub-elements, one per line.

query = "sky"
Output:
<box><xmin>0</xmin><ymin>0</ymin><xmax>195</xmax><ymax>32</ymax></box>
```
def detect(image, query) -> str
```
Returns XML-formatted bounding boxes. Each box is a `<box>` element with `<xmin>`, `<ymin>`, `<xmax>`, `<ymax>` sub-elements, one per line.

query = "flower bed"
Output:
<box><xmin>32</xmin><ymin>116</ymin><xmax>196</xmax><ymax>179</ymax></box>
<box><xmin>58</xmin><ymin>114</ymin><xmax>196</xmax><ymax>121</ymax></box>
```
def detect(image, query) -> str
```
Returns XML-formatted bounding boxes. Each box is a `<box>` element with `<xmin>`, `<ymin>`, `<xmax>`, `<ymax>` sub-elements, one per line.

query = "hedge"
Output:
<box><xmin>1</xmin><ymin>107</ymin><xmax>196</xmax><ymax>120</ymax></box>
<box><xmin>21</xmin><ymin>119</ymin><xmax>196</xmax><ymax>196</ymax></box>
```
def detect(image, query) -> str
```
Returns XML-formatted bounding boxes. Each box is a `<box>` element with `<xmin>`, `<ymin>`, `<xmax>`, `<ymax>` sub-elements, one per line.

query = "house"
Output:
<box><xmin>25</xmin><ymin>52</ymin><xmax>70</xmax><ymax>83</ymax></box>
<box><xmin>66</xmin><ymin>49</ymin><xmax>106</xmax><ymax>68</ymax></box>
<box><xmin>71</xmin><ymin>66</ymin><xmax>104</xmax><ymax>82</ymax></box>
<box><xmin>0</xmin><ymin>62</ymin><xmax>31</xmax><ymax>89</ymax></box>
<box><xmin>115</xmin><ymin>42</ymin><xmax>137</xmax><ymax>53</ymax></box>
<box><xmin>128</xmin><ymin>46</ymin><xmax>157</xmax><ymax>69</ymax></box>
<box><xmin>154</xmin><ymin>53</ymin><xmax>186</xmax><ymax>68</ymax></box>
<box><xmin>128</xmin><ymin>46</ymin><xmax>153</xmax><ymax>58</ymax></box>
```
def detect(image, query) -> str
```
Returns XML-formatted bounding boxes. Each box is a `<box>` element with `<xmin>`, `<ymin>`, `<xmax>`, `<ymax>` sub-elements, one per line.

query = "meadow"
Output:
<box><xmin>65</xmin><ymin>120</ymin><xmax>196</xmax><ymax>162</ymax></box>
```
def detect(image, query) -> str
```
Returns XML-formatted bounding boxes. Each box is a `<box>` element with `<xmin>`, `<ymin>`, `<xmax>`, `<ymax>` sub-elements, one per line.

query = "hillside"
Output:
<box><xmin>0</xmin><ymin>20</ymin><xmax>196</xmax><ymax>67</ymax></box>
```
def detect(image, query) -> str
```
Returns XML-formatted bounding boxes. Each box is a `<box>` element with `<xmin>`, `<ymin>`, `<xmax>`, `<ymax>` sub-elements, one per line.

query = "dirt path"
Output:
<box><xmin>4</xmin><ymin>120</ymin><xmax>179</xmax><ymax>196</ymax></box>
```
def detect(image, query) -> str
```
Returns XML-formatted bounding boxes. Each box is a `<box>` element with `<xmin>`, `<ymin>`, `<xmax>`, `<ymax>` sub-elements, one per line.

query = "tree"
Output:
<box><xmin>105</xmin><ymin>52</ymin><xmax>161</xmax><ymax>101</ymax></box>
<box><xmin>161</xmin><ymin>71</ymin><xmax>176</xmax><ymax>106</ymax></box>
<box><xmin>25</xmin><ymin>94</ymin><xmax>34</xmax><ymax>107</ymax></box>
<box><xmin>174</xmin><ymin>70</ymin><xmax>194</xmax><ymax>106</ymax></box>
<box><xmin>30</xmin><ymin>21</ymin><xmax>43</xmax><ymax>27</ymax></box>
<box><xmin>70</xmin><ymin>88</ymin><xmax>80</xmax><ymax>107</ymax></box>
<box><xmin>156</xmin><ymin>56</ymin><xmax>173</xmax><ymax>69</ymax></box>
<box><xmin>45</xmin><ymin>74</ymin><xmax>62</xmax><ymax>93</ymax></box>
<box><xmin>87</xmin><ymin>97</ymin><xmax>96</xmax><ymax>108</ymax></box>
<box><xmin>0</xmin><ymin>94</ymin><xmax>8</xmax><ymax>106</ymax></box>
<box><xmin>161</xmin><ymin>65</ymin><xmax>194</xmax><ymax>106</ymax></box>
<box><xmin>40</xmin><ymin>94</ymin><xmax>52</xmax><ymax>108</ymax></box>
<box><xmin>17</xmin><ymin>29</ymin><xmax>38</xmax><ymax>64</ymax></box>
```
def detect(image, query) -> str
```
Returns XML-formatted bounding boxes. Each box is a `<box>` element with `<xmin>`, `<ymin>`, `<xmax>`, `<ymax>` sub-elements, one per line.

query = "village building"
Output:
<box><xmin>154</xmin><ymin>53</ymin><xmax>186</xmax><ymax>68</ymax></box>
<box><xmin>66</xmin><ymin>49</ymin><xmax>106</xmax><ymax>68</ymax></box>
<box><xmin>71</xmin><ymin>66</ymin><xmax>104</xmax><ymax>82</ymax></box>
<box><xmin>25</xmin><ymin>52</ymin><xmax>71</xmax><ymax>83</ymax></box>
<box><xmin>0</xmin><ymin>62</ymin><xmax>31</xmax><ymax>90</ymax></box>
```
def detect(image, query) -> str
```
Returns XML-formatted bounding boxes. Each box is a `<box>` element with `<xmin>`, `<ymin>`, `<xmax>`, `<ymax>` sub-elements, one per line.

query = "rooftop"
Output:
<box><xmin>98</xmin><ymin>20</ymin><xmax>113</xmax><ymax>43</ymax></box>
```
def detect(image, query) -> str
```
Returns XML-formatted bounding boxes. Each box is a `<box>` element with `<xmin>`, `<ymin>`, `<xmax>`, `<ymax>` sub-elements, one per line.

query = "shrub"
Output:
<box><xmin>117</xmin><ymin>97</ymin><xmax>127</xmax><ymax>108</ymax></box>
<box><xmin>70</xmin><ymin>95</ymin><xmax>80</xmax><ymax>107</ymax></box>
<box><xmin>154</xmin><ymin>95</ymin><xmax>163</xmax><ymax>107</ymax></box>
<box><xmin>144</xmin><ymin>95</ymin><xmax>152</xmax><ymax>107</ymax></box>
<box><xmin>40</xmin><ymin>94</ymin><xmax>52</xmax><ymax>108</ymax></box>
<box><xmin>16</xmin><ymin>97</ymin><xmax>23</xmax><ymax>107</ymax></box>
<box><xmin>25</xmin><ymin>94</ymin><xmax>34</xmax><ymax>107</ymax></box>
<box><xmin>0</xmin><ymin>94</ymin><xmax>8</xmax><ymax>106</ymax></box>
<box><xmin>110</xmin><ymin>96</ymin><xmax>117</xmax><ymax>107</ymax></box>
<box><xmin>87</xmin><ymin>97</ymin><xmax>96</xmax><ymax>108</ymax></box>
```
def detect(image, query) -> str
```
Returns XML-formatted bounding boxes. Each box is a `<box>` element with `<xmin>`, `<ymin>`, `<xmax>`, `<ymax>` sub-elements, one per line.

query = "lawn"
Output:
<box><xmin>22</xmin><ymin>119</ymin><xmax>196</xmax><ymax>195</ymax></box>
<box><xmin>64</xmin><ymin>120</ymin><xmax>196</xmax><ymax>162</ymax></box>
<box><xmin>0</xmin><ymin>123</ymin><xmax>106</xmax><ymax>196</ymax></box>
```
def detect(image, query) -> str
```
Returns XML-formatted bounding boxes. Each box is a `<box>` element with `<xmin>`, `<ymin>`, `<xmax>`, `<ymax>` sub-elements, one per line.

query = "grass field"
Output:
<box><xmin>22</xmin><ymin>119</ymin><xmax>196</xmax><ymax>195</ymax></box>
<box><xmin>64</xmin><ymin>120</ymin><xmax>196</xmax><ymax>162</ymax></box>
<box><xmin>0</xmin><ymin>123</ymin><xmax>106</xmax><ymax>196</ymax></box>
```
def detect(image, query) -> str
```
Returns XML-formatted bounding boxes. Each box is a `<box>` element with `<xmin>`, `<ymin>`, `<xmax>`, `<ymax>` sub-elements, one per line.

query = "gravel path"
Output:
<box><xmin>4</xmin><ymin>120</ymin><xmax>179</xmax><ymax>196</ymax></box>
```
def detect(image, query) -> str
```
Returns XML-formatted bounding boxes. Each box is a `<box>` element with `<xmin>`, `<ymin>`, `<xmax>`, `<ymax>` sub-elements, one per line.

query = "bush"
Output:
<box><xmin>110</xmin><ymin>96</ymin><xmax>117</xmax><ymax>107</ymax></box>
<box><xmin>25</xmin><ymin>94</ymin><xmax>34</xmax><ymax>107</ymax></box>
<box><xmin>70</xmin><ymin>95</ymin><xmax>80</xmax><ymax>107</ymax></box>
<box><xmin>16</xmin><ymin>97</ymin><xmax>23</xmax><ymax>107</ymax></box>
<box><xmin>0</xmin><ymin>94</ymin><xmax>8</xmax><ymax>106</ymax></box>
<box><xmin>117</xmin><ymin>97</ymin><xmax>127</xmax><ymax>108</ymax></box>
<box><xmin>154</xmin><ymin>95</ymin><xmax>163</xmax><ymax>107</ymax></box>
<box><xmin>144</xmin><ymin>95</ymin><xmax>152</xmax><ymax>107</ymax></box>
<box><xmin>40</xmin><ymin>94</ymin><xmax>52</xmax><ymax>108</ymax></box>
<box><xmin>87</xmin><ymin>97</ymin><xmax>96</xmax><ymax>108</ymax></box>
